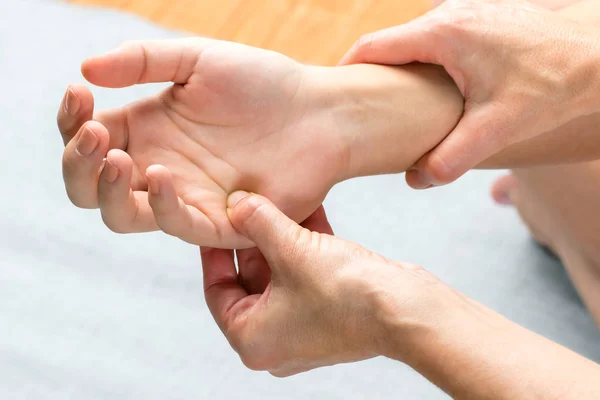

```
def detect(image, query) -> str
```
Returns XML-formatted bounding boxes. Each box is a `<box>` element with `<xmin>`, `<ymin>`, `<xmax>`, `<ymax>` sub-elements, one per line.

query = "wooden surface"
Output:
<box><xmin>68</xmin><ymin>0</ymin><xmax>430</xmax><ymax>65</ymax></box>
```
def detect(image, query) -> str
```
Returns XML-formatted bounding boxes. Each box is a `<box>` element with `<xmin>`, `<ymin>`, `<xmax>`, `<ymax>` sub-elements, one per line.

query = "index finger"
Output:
<box><xmin>200</xmin><ymin>247</ymin><xmax>250</xmax><ymax>333</ymax></box>
<box><xmin>339</xmin><ymin>15</ymin><xmax>438</xmax><ymax>66</ymax></box>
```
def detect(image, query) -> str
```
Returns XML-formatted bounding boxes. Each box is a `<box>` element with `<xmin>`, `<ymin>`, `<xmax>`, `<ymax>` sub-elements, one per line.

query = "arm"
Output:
<box><xmin>336</xmin><ymin>0</ymin><xmax>600</xmax><ymax>186</ymax></box>
<box><xmin>314</xmin><ymin>53</ymin><xmax>600</xmax><ymax>181</ymax></box>
<box><xmin>204</xmin><ymin>192</ymin><xmax>600</xmax><ymax>398</ymax></box>
<box><xmin>379</xmin><ymin>290</ymin><xmax>600</xmax><ymax>399</ymax></box>
<box><xmin>308</xmin><ymin>62</ymin><xmax>464</xmax><ymax>179</ymax></box>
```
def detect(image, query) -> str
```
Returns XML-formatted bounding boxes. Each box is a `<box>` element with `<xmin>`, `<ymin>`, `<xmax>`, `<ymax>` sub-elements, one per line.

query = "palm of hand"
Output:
<box><xmin>78</xmin><ymin>40</ymin><xmax>340</xmax><ymax>248</ymax></box>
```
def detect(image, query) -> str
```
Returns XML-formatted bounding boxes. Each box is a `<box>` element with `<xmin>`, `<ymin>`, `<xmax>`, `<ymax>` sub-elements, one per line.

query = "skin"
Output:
<box><xmin>58</xmin><ymin>41</ymin><xmax>462</xmax><ymax>249</ymax></box>
<box><xmin>203</xmin><ymin>0</ymin><xmax>600</xmax><ymax>397</ymax></box>
<box><xmin>492</xmin><ymin>165</ymin><xmax>600</xmax><ymax>328</ymax></box>
<box><xmin>59</xmin><ymin>27</ymin><xmax>600</xmax><ymax>248</ymax></box>
<box><xmin>341</xmin><ymin>0</ymin><xmax>600</xmax><ymax>188</ymax></box>
<box><xmin>489</xmin><ymin>0</ymin><xmax>600</xmax><ymax>332</ymax></box>
<box><xmin>56</xmin><ymin>0</ymin><xmax>600</xmax><ymax>396</ymax></box>
<box><xmin>204</xmin><ymin>191</ymin><xmax>600</xmax><ymax>398</ymax></box>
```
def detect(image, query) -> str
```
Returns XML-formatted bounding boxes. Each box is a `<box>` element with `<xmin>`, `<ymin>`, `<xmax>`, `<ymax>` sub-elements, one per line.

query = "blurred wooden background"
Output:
<box><xmin>68</xmin><ymin>0</ymin><xmax>430</xmax><ymax>65</ymax></box>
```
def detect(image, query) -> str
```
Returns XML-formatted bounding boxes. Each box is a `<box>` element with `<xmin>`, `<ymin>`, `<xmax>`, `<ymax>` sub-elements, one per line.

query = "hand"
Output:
<box><xmin>201</xmin><ymin>192</ymin><xmax>455</xmax><ymax>376</ymax></box>
<box><xmin>58</xmin><ymin>38</ymin><xmax>346</xmax><ymax>248</ymax></box>
<box><xmin>341</xmin><ymin>0</ymin><xmax>600</xmax><ymax>188</ymax></box>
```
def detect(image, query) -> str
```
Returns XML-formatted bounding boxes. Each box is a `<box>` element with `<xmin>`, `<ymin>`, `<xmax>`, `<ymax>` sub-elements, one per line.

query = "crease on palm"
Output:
<box><xmin>79</xmin><ymin>39</ymin><xmax>323</xmax><ymax>247</ymax></box>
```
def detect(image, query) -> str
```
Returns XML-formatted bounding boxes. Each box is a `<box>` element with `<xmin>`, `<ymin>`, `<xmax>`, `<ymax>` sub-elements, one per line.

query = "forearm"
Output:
<box><xmin>308</xmin><ymin>0</ymin><xmax>600</xmax><ymax>178</ymax></box>
<box><xmin>378</xmin><ymin>289</ymin><xmax>600</xmax><ymax>399</ymax></box>
<box><xmin>307</xmin><ymin>63</ymin><xmax>463</xmax><ymax>179</ymax></box>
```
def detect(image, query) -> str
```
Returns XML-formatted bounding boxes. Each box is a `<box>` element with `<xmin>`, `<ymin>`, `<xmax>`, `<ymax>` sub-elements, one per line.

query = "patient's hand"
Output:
<box><xmin>58</xmin><ymin>39</ymin><xmax>346</xmax><ymax>248</ymax></box>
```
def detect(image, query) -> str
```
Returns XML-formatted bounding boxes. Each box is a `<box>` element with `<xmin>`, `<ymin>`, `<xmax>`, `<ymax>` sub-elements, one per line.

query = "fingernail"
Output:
<box><xmin>103</xmin><ymin>159</ymin><xmax>119</xmax><ymax>183</ymax></box>
<box><xmin>147</xmin><ymin>176</ymin><xmax>160</xmax><ymax>195</ymax></box>
<box><xmin>407</xmin><ymin>168</ymin><xmax>433</xmax><ymax>190</ymax></box>
<box><xmin>227</xmin><ymin>191</ymin><xmax>250</xmax><ymax>209</ymax></box>
<box><xmin>76</xmin><ymin>127</ymin><xmax>99</xmax><ymax>156</ymax></box>
<box><xmin>65</xmin><ymin>88</ymin><xmax>80</xmax><ymax>116</ymax></box>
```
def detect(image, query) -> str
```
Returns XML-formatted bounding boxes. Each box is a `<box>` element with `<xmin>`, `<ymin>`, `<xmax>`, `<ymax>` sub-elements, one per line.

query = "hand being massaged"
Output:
<box><xmin>57</xmin><ymin>38</ymin><xmax>463</xmax><ymax>248</ymax></box>
<box><xmin>58</xmin><ymin>38</ymin><xmax>345</xmax><ymax>248</ymax></box>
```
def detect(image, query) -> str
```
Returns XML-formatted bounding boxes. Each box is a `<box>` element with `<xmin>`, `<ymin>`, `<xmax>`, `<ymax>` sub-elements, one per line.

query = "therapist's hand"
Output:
<box><xmin>341</xmin><ymin>0</ymin><xmax>600</xmax><ymax>188</ymax></box>
<box><xmin>201</xmin><ymin>192</ymin><xmax>458</xmax><ymax>376</ymax></box>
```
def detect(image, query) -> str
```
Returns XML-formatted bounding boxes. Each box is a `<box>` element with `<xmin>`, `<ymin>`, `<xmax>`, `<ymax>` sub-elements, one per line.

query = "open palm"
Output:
<box><xmin>58</xmin><ymin>39</ymin><xmax>344</xmax><ymax>248</ymax></box>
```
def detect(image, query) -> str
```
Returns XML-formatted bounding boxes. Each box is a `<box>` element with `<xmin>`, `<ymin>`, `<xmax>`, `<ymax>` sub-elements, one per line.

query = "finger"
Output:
<box><xmin>234</xmin><ymin>206</ymin><xmax>332</xmax><ymax>295</ymax></box>
<box><xmin>227</xmin><ymin>191</ymin><xmax>305</xmax><ymax>267</ymax></box>
<box><xmin>146</xmin><ymin>165</ymin><xmax>221</xmax><ymax>245</ymax></box>
<box><xmin>300</xmin><ymin>205</ymin><xmax>333</xmax><ymax>235</ymax></box>
<box><xmin>97</xmin><ymin>149</ymin><xmax>158</xmax><ymax>233</ymax></box>
<box><xmin>201</xmin><ymin>247</ymin><xmax>250</xmax><ymax>332</ymax></box>
<box><xmin>236</xmin><ymin>248</ymin><xmax>271</xmax><ymax>295</ymax></box>
<box><xmin>406</xmin><ymin>110</ymin><xmax>505</xmax><ymax>188</ymax></box>
<box><xmin>62</xmin><ymin>121</ymin><xmax>110</xmax><ymax>208</ymax></box>
<box><xmin>57</xmin><ymin>84</ymin><xmax>129</xmax><ymax>150</ymax></box>
<box><xmin>339</xmin><ymin>16</ymin><xmax>438</xmax><ymax>66</ymax></box>
<box><xmin>490</xmin><ymin>174</ymin><xmax>519</xmax><ymax>206</ymax></box>
<box><xmin>57</xmin><ymin>84</ymin><xmax>95</xmax><ymax>145</ymax></box>
<box><xmin>81</xmin><ymin>38</ymin><xmax>214</xmax><ymax>88</ymax></box>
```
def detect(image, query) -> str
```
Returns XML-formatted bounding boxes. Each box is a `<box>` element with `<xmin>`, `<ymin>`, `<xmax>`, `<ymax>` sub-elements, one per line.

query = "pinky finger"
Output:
<box><xmin>146</xmin><ymin>165</ymin><xmax>216</xmax><ymax>245</ymax></box>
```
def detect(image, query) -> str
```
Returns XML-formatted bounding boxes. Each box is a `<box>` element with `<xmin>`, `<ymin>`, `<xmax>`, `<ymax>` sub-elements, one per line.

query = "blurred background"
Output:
<box><xmin>69</xmin><ymin>0</ymin><xmax>430</xmax><ymax>64</ymax></box>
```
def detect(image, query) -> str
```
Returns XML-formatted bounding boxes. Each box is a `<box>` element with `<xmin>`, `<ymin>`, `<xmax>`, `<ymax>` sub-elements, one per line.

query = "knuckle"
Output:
<box><xmin>282</xmin><ymin>227</ymin><xmax>311</xmax><ymax>262</ymax></box>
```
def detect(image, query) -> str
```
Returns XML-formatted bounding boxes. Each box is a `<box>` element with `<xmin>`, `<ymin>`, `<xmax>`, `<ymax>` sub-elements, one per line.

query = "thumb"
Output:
<box><xmin>227</xmin><ymin>191</ymin><xmax>304</xmax><ymax>263</ymax></box>
<box><xmin>406</xmin><ymin>110</ymin><xmax>500</xmax><ymax>188</ymax></box>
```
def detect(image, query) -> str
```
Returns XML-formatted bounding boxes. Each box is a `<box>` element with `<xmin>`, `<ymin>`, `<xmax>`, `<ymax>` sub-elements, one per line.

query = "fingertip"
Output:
<box><xmin>145</xmin><ymin>164</ymin><xmax>171</xmax><ymax>180</ymax></box>
<box><xmin>339</xmin><ymin>34</ymin><xmax>373</xmax><ymax>65</ymax></box>
<box><xmin>405</xmin><ymin>168</ymin><xmax>434</xmax><ymax>190</ymax></box>
<box><xmin>84</xmin><ymin>120</ymin><xmax>109</xmax><ymax>138</ymax></box>
<box><xmin>101</xmin><ymin>149</ymin><xmax>132</xmax><ymax>185</ymax></box>
<box><xmin>145</xmin><ymin>165</ymin><xmax>172</xmax><ymax>194</ymax></box>
<box><xmin>68</xmin><ymin>83</ymin><xmax>94</xmax><ymax>101</ymax></box>
<box><xmin>105</xmin><ymin>148</ymin><xmax>133</xmax><ymax>171</ymax></box>
<box><xmin>491</xmin><ymin>174</ymin><xmax>518</xmax><ymax>206</ymax></box>
<box><xmin>226</xmin><ymin>192</ymin><xmax>267</xmax><ymax>225</ymax></box>
<box><xmin>58</xmin><ymin>84</ymin><xmax>96</xmax><ymax>144</ymax></box>
<box><xmin>81</xmin><ymin>51</ymin><xmax>131</xmax><ymax>88</ymax></box>
<box><xmin>81</xmin><ymin>55</ymin><xmax>109</xmax><ymax>86</ymax></box>
<box><xmin>226</xmin><ymin>192</ymin><xmax>263</xmax><ymax>229</ymax></box>
<box><xmin>411</xmin><ymin>150</ymin><xmax>466</xmax><ymax>189</ymax></box>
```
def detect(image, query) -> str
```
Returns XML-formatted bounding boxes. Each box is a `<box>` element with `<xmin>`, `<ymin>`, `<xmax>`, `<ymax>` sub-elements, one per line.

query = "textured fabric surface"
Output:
<box><xmin>1</xmin><ymin>1</ymin><xmax>598</xmax><ymax>399</ymax></box>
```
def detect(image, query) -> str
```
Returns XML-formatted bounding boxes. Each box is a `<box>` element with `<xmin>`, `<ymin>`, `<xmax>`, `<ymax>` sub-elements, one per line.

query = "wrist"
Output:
<box><xmin>303</xmin><ymin>64</ymin><xmax>463</xmax><ymax>181</ymax></box>
<box><xmin>370</xmin><ymin>269</ymin><xmax>477</xmax><ymax>364</ymax></box>
<box><xmin>369</xmin><ymin>265</ymin><xmax>514</xmax><ymax>369</ymax></box>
